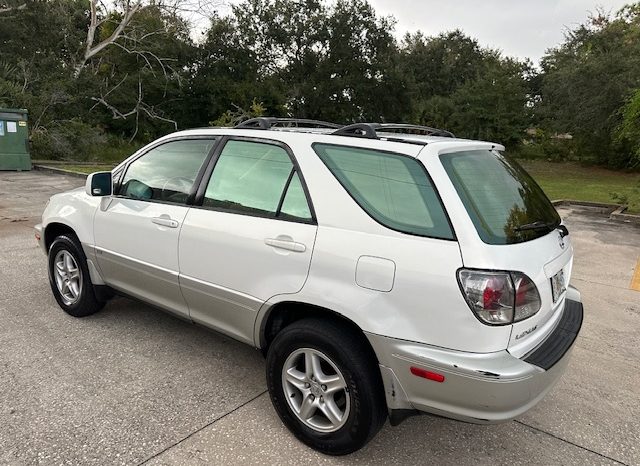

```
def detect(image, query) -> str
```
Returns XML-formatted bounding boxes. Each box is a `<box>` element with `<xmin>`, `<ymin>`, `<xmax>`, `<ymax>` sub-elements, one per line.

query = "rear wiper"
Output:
<box><xmin>514</xmin><ymin>220</ymin><xmax>556</xmax><ymax>232</ymax></box>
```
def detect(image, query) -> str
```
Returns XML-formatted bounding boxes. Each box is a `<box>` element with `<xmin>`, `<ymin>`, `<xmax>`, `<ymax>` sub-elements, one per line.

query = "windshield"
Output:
<box><xmin>440</xmin><ymin>150</ymin><xmax>560</xmax><ymax>245</ymax></box>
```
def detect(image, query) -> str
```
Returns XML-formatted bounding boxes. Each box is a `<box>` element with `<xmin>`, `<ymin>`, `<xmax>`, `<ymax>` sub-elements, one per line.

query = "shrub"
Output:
<box><xmin>31</xmin><ymin>120</ymin><xmax>106</xmax><ymax>161</ymax></box>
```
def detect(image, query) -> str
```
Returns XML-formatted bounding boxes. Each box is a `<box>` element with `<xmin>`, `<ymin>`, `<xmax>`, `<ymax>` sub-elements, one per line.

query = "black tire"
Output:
<box><xmin>266</xmin><ymin>318</ymin><xmax>387</xmax><ymax>455</ymax></box>
<box><xmin>48</xmin><ymin>234</ymin><xmax>105</xmax><ymax>317</ymax></box>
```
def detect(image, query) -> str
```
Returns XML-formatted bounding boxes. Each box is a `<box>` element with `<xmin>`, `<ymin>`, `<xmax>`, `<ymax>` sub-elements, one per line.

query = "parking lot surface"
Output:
<box><xmin>1</xmin><ymin>170</ymin><xmax>639</xmax><ymax>465</ymax></box>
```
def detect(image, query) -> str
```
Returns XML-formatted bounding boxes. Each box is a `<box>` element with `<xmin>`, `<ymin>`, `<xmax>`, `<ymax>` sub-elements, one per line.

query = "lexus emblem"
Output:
<box><xmin>558</xmin><ymin>233</ymin><xmax>565</xmax><ymax>249</ymax></box>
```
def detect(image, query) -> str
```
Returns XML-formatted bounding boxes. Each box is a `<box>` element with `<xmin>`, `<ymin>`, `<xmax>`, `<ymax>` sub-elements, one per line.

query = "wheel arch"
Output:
<box><xmin>44</xmin><ymin>222</ymin><xmax>78</xmax><ymax>251</ymax></box>
<box><xmin>258</xmin><ymin>301</ymin><xmax>380</xmax><ymax>365</ymax></box>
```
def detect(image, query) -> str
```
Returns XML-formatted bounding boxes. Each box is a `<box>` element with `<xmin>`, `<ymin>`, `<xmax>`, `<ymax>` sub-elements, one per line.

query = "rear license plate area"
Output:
<box><xmin>551</xmin><ymin>269</ymin><xmax>566</xmax><ymax>303</ymax></box>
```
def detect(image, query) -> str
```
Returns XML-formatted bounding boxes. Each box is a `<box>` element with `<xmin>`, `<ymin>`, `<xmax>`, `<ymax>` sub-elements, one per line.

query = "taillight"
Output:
<box><xmin>512</xmin><ymin>274</ymin><xmax>541</xmax><ymax>321</ymax></box>
<box><xmin>457</xmin><ymin>269</ymin><xmax>541</xmax><ymax>325</ymax></box>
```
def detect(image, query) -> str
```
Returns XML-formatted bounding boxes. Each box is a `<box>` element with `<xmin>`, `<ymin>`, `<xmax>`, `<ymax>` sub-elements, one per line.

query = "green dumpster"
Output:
<box><xmin>0</xmin><ymin>108</ymin><xmax>31</xmax><ymax>171</ymax></box>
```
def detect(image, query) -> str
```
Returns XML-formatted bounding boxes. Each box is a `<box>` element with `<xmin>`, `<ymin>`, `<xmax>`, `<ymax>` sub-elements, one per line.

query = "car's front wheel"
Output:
<box><xmin>266</xmin><ymin>318</ymin><xmax>387</xmax><ymax>455</ymax></box>
<box><xmin>48</xmin><ymin>234</ymin><xmax>105</xmax><ymax>317</ymax></box>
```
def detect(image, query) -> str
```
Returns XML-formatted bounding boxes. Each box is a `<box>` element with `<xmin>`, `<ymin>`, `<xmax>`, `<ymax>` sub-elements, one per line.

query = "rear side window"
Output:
<box><xmin>203</xmin><ymin>140</ymin><xmax>313</xmax><ymax>222</ymax></box>
<box><xmin>440</xmin><ymin>150</ymin><xmax>561</xmax><ymax>245</ymax></box>
<box><xmin>314</xmin><ymin>143</ymin><xmax>454</xmax><ymax>239</ymax></box>
<box><xmin>279</xmin><ymin>173</ymin><xmax>312</xmax><ymax>221</ymax></box>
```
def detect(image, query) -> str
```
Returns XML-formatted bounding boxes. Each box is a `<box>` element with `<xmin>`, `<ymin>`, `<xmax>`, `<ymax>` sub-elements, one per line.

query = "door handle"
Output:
<box><xmin>264</xmin><ymin>237</ymin><xmax>306</xmax><ymax>253</ymax></box>
<box><xmin>152</xmin><ymin>216</ymin><xmax>179</xmax><ymax>228</ymax></box>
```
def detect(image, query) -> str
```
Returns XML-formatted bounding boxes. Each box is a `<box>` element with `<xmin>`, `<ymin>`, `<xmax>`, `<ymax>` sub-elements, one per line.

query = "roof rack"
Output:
<box><xmin>377</xmin><ymin>123</ymin><xmax>455</xmax><ymax>138</ymax></box>
<box><xmin>235</xmin><ymin>117</ymin><xmax>341</xmax><ymax>130</ymax></box>
<box><xmin>233</xmin><ymin>117</ymin><xmax>456</xmax><ymax>142</ymax></box>
<box><xmin>332</xmin><ymin>123</ymin><xmax>455</xmax><ymax>139</ymax></box>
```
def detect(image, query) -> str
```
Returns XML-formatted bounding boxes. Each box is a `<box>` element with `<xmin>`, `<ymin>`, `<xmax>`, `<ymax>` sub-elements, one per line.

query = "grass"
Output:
<box><xmin>58</xmin><ymin>164</ymin><xmax>116</xmax><ymax>174</ymax></box>
<box><xmin>519</xmin><ymin>160</ymin><xmax>640</xmax><ymax>214</ymax></box>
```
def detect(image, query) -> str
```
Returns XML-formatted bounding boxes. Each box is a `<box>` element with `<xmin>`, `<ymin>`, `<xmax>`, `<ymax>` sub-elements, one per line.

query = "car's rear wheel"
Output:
<box><xmin>266</xmin><ymin>318</ymin><xmax>387</xmax><ymax>455</ymax></box>
<box><xmin>48</xmin><ymin>234</ymin><xmax>105</xmax><ymax>317</ymax></box>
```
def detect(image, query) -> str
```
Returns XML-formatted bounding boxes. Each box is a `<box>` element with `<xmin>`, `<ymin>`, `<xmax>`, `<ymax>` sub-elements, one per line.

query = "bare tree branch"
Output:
<box><xmin>75</xmin><ymin>0</ymin><xmax>143</xmax><ymax>76</ymax></box>
<box><xmin>90</xmin><ymin>75</ymin><xmax>177</xmax><ymax>142</ymax></box>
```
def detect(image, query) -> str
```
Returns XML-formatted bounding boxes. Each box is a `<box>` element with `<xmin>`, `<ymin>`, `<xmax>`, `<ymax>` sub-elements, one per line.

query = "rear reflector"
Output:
<box><xmin>35</xmin><ymin>233</ymin><xmax>41</xmax><ymax>241</ymax></box>
<box><xmin>410</xmin><ymin>366</ymin><xmax>445</xmax><ymax>383</ymax></box>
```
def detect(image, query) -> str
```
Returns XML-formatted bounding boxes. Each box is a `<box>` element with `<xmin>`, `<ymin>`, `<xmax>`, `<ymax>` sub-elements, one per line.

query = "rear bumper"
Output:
<box><xmin>367</xmin><ymin>292</ymin><xmax>583</xmax><ymax>424</ymax></box>
<box><xmin>34</xmin><ymin>223</ymin><xmax>46</xmax><ymax>254</ymax></box>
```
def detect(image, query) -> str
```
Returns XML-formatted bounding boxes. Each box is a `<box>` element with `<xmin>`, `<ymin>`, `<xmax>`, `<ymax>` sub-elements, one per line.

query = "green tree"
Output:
<box><xmin>188</xmin><ymin>14</ymin><xmax>281</xmax><ymax>127</ymax></box>
<box><xmin>400</xmin><ymin>31</ymin><xmax>531</xmax><ymax>146</ymax></box>
<box><xmin>225</xmin><ymin>0</ymin><xmax>406</xmax><ymax>123</ymax></box>
<box><xmin>400</xmin><ymin>31</ymin><xmax>487</xmax><ymax>106</ymax></box>
<box><xmin>85</xmin><ymin>5</ymin><xmax>196</xmax><ymax>140</ymax></box>
<box><xmin>539</xmin><ymin>4</ymin><xmax>640</xmax><ymax>167</ymax></box>
<box><xmin>616</xmin><ymin>88</ymin><xmax>640</xmax><ymax>167</ymax></box>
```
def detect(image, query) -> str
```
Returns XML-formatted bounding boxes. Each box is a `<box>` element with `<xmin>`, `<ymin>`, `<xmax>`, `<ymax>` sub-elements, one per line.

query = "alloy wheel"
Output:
<box><xmin>282</xmin><ymin>348</ymin><xmax>350</xmax><ymax>433</ymax></box>
<box><xmin>53</xmin><ymin>250</ymin><xmax>83</xmax><ymax>306</ymax></box>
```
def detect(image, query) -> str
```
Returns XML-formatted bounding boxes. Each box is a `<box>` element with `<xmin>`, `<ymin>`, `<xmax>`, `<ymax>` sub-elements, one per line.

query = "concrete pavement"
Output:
<box><xmin>0</xmin><ymin>171</ymin><xmax>638</xmax><ymax>465</ymax></box>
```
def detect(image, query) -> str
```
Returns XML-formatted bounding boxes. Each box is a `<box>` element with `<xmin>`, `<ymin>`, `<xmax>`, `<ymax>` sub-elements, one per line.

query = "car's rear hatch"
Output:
<box><xmin>437</xmin><ymin>148</ymin><xmax>573</xmax><ymax>357</ymax></box>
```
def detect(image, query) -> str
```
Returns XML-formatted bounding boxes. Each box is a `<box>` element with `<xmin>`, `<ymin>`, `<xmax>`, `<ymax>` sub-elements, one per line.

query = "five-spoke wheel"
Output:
<box><xmin>267</xmin><ymin>318</ymin><xmax>387</xmax><ymax>455</ymax></box>
<box><xmin>282</xmin><ymin>348</ymin><xmax>350</xmax><ymax>432</ymax></box>
<box><xmin>52</xmin><ymin>250</ymin><xmax>83</xmax><ymax>305</ymax></box>
<box><xmin>48</xmin><ymin>234</ymin><xmax>105</xmax><ymax>317</ymax></box>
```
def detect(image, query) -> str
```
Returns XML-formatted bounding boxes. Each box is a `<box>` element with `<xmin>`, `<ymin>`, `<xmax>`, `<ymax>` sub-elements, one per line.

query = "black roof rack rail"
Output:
<box><xmin>331</xmin><ymin>123</ymin><xmax>379</xmax><ymax>138</ymax></box>
<box><xmin>376</xmin><ymin>124</ymin><xmax>455</xmax><ymax>138</ymax></box>
<box><xmin>233</xmin><ymin>118</ymin><xmax>455</xmax><ymax>141</ymax></box>
<box><xmin>235</xmin><ymin>117</ymin><xmax>341</xmax><ymax>130</ymax></box>
<box><xmin>331</xmin><ymin>122</ymin><xmax>455</xmax><ymax>139</ymax></box>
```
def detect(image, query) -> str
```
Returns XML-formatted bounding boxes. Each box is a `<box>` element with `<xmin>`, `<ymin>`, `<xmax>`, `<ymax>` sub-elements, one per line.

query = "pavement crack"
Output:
<box><xmin>136</xmin><ymin>390</ymin><xmax>268</xmax><ymax>466</ymax></box>
<box><xmin>572</xmin><ymin>277</ymin><xmax>637</xmax><ymax>293</ymax></box>
<box><xmin>513</xmin><ymin>419</ymin><xmax>630</xmax><ymax>465</ymax></box>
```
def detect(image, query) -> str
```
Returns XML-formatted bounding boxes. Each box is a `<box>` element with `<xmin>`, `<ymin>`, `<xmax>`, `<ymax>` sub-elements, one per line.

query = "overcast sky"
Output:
<box><xmin>367</xmin><ymin>0</ymin><xmax>631</xmax><ymax>63</ymax></box>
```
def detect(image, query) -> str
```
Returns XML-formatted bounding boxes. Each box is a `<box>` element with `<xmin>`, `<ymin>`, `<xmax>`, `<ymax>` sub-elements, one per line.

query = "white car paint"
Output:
<box><xmin>37</xmin><ymin>126</ymin><xmax>582</xmax><ymax>426</ymax></box>
<box><xmin>93</xmin><ymin>197</ymin><xmax>192</xmax><ymax>318</ymax></box>
<box><xmin>178</xmin><ymin>208</ymin><xmax>318</xmax><ymax>345</ymax></box>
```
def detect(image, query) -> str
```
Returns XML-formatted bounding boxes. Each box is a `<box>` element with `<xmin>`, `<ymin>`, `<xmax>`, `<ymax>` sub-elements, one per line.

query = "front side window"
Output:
<box><xmin>118</xmin><ymin>139</ymin><xmax>216</xmax><ymax>204</ymax></box>
<box><xmin>203</xmin><ymin>140</ymin><xmax>313</xmax><ymax>222</ymax></box>
<box><xmin>314</xmin><ymin>143</ymin><xmax>454</xmax><ymax>239</ymax></box>
<box><xmin>440</xmin><ymin>150</ymin><xmax>561</xmax><ymax>245</ymax></box>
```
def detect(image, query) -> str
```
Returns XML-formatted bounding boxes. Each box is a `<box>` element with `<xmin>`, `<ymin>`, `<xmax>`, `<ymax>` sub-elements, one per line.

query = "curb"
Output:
<box><xmin>553</xmin><ymin>199</ymin><xmax>640</xmax><ymax>225</ymax></box>
<box><xmin>33</xmin><ymin>164</ymin><xmax>88</xmax><ymax>179</ymax></box>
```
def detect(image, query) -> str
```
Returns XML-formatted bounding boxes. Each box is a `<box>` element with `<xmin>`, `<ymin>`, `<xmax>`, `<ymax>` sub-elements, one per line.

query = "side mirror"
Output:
<box><xmin>85</xmin><ymin>171</ymin><xmax>113</xmax><ymax>197</ymax></box>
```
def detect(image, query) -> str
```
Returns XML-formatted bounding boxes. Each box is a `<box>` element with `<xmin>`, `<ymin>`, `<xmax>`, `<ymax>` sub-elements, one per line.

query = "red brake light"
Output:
<box><xmin>483</xmin><ymin>278</ymin><xmax>504</xmax><ymax>309</ymax></box>
<box><xmin>458</xmin><ymin>269</ymin><xmax>541</xmax><ymax>325</ymax></box>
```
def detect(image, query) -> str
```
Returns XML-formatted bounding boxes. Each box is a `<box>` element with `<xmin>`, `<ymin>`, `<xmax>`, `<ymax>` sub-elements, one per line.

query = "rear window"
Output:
<box><xmin>314</xmin><ymin>143</ymin><xmax>454</xmax><ymax>240</ymax></box>
<box><xmin>440</xmin><ymin>150</ymin><xmax>560</xmax><ymax>245</ymax></box>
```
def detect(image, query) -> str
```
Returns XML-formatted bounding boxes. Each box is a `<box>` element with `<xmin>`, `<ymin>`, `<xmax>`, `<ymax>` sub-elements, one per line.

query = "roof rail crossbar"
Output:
<box><xmin>331</xmin><ymin>123</ymin><xmax>380</xmax><ymax>139</ymax></box>
<box><xmin>235</xmin><ymin>117</ymin><xmax>341</xmax><ymax>130</ymax></box>
<box><xmin>331</xmin><ymin>122</ymin><xmax>455</xmax><ymax>140</ymax></box>
<box><xmin>376</xmin><ymin>124</ymin><xmax>455</xmax><ymax>138</ymax></box>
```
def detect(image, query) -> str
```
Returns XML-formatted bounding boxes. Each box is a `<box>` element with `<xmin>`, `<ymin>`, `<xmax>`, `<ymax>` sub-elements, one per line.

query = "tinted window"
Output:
<box><xmin>440</xmin><ymin>150</ymin><xmax>561</xmax><ymax>245</ymax></box>
<box><xmin>203</xmin><ymin>140</ymin><xmax>312</xmax><ymax>221</ymax></box>
<box><xmin>119</xmin><ymin>139</ymin><xmax>215</xmax><ymax>204</ymax></box>
<box><xmin>279</xmin><ymin>173</ymin><xmax>312</xmax><ymax>221</ymax></box>
<box><xmin>314</xmin><ymin>144</ymin><xmax>453</xmax><ymax>239</ymax></box>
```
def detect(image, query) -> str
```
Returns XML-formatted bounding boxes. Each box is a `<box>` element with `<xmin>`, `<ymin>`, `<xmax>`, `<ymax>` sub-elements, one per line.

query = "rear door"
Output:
<box><xmin>178</xmin><ymin>137</ymin><xmax>317</xmax><ymax>344</ymax></box>
<box><xmin>94</xmin><ymin>138</ymin><xmax>217</xmax><ymax>317</ymax></box>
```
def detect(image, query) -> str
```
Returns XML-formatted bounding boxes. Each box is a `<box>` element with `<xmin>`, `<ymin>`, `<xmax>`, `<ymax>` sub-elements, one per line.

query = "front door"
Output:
<box><xmin>94</xmin><ymin>138</ymin><xmax>216</xmax><ymax>317</ymax></box>
<box><xmin>178</xmin><ymin>138</ymin><xmax>317</xmax><ymax>343</ymax></box>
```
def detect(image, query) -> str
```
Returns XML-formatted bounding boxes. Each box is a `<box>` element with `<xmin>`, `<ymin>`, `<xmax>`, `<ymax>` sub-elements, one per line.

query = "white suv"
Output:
<box><xmin>35</xmin><ymin>118</ymin><xmax>583</xmax><ymax>455</ymax></box>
